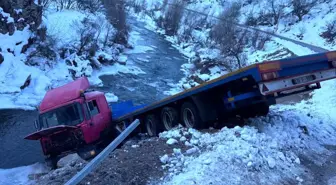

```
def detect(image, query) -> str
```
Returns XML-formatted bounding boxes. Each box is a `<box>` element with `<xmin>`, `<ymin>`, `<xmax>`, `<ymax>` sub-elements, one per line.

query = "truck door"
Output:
<box><xmin>82</xmin><ymin>99</ymin><xmax>104</xmax><ymax>143</ymax></box>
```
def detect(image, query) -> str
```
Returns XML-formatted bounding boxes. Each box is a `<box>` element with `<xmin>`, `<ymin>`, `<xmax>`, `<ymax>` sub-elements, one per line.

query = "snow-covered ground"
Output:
<box><xmin>158</xmin><ymin>79</ymin><xmax>336</xmax><ymax>185</ymax></box>
<box><xmin>0</xmin><ymin>8</ymin><xmax>145</xmax><ymax>110</ymax></box>
<box><xmin>0</xmin><ymin>163</ymin><xmax>47</xmax><ymax>185</ymax></box>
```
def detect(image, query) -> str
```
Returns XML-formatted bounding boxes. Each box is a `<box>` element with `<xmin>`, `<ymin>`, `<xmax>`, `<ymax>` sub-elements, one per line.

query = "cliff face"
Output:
<box><xmin>0</xmin><ymin>0</ymin><xmax>42</xmax><ymax>35</ymax></box>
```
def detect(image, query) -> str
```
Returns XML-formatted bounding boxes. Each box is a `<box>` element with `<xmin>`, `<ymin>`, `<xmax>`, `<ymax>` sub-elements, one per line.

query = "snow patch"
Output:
<box><xmin>105</xmin><ymin>93</ymin><xmax>119</xmax><ymax>103</ymax></box>
<box><xmin>0</xmin><ymin>163</ymin><xmax>48</xmax><ymax>185</ymax></box>
<box><xmin>166</xmin><ymin>138</ymin><xmax>178</xmax><ymax>145</ymax></box>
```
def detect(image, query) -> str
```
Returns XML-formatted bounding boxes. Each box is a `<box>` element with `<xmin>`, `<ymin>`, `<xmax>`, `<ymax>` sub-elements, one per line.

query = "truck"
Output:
<box><xmin>25</xmin><ymin>51</ymin><xmax>336</xmax><ymax>166</ymax></box>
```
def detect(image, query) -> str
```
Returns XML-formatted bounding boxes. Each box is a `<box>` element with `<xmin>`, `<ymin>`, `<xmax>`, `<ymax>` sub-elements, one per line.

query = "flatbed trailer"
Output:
<box><xmin>25</xmin><ymin>51</ymin><xmax>336</xmax><ymax>166</ymax></box>
<box><xmin>111</xmin><ymin>51</ymin><xmax>336</xmax><ymax>134</ymax></box>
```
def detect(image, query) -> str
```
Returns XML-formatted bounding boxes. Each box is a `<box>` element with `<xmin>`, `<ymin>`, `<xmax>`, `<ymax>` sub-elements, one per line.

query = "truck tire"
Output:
<box><xmin>181</xmin><ymin>101</ymin><xmax>203</xmax><ymax>129</ymax></box>
<box><xmin>145</xmin><ymin>114</ymin><xmax>161</xmax><ymax>137</ymax></box>
<box><xmin>161</xmin><ymin>107</ymin><xmax>178</xmax><ymax>130</ymax></box>
<box><xmin>240</xmin><ymin>103</ymin><xmax>270</xmax><ymax>118</ymax></box>
<box><xmin>257</xmin><ymin>103</ymin><xmax>269</xmax><ymax>117</ymax></box>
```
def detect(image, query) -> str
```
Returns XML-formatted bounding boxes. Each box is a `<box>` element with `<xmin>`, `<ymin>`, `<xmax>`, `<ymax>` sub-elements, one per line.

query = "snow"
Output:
<box><xmin>105</xmin><ymin>93</ymin><xmax>119</xmax><ymax>103</ymax></box>
<box><xmin>0</xmin><ymin>8</ymin><xmax>147</xmax><ymax>110</ymax></box>
<box><xmin>166</xmin><ymin>138</ymin><xmax>178</xmax><ymax>145</ymax></box>
<box><xmin>88</xmin><ymin>63</ymin><xmax>145</xmax><ymax>87</ymax></box>
<box><xmin>0</xmin><ymin>163</ymin><xmax>47</xmax><ymax>185</ymax></box>
<box><xmin>159</xmin><ymin>79</ymin><xmax>336</xmax><ymax>184</ymax></box>
<box><xmin>126</xmin><ymin>30</ymin><xmax>155</xmax><ymax>54</ymax></box>
<box><xmin>0</xmin><ymin>25</ymin><xmax>72</xmax><ymax>110</ymax></box>
<box><xmin>14</xmin><ymin>9</ymin><xmax>23</xmax><ymax>14</ymax></box>
<box><xmin>0</xmin><ymin>7</ymin><xmax>14</xmax><ymax>23</ymax></box>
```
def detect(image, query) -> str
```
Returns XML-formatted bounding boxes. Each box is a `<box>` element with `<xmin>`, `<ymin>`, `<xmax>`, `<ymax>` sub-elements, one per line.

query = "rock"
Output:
<box><xmin>57</xmin><ymin>154</ymin><xmax>85</xmax><ymax>168</ymax></box>
<box><xmin>173</xmin><ymin>148</ymin><xmax>182</xmax><ymax>155</ymax></box>
<box><xmin>166</xmin><ymin>138</ymin><xmax>178</xmax><ymax>145</ymax></box>
<box><xmin>180</xmin><ymin>136</ymin><xmax>187</xmax><ymax>142</ymax></box>
<box><xmin>186</xmin><ymin>147</ymin><xmax>198</xmax><ymax>155</ymax></box>
<box><xmin>267</xmin><ymin>157</ymin><xmax>276</xmax><ymax>169</ymax></box>
<box><xmin>0</xmin><ymin>53</ymin><xmax>4</xmax><ymax>64</ymax></box>
<box><xmin>160</xmin><ymin>154</ymin><xmax>169</xmax><ymax>164</ymax></box>
<box><xmin>117</xmin><ymin>60</ymin><xmax>127</xmax><ymax>65</ymax></box>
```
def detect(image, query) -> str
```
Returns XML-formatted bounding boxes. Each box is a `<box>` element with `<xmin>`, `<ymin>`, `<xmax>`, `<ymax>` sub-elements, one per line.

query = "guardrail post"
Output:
<box><xmin>65</xmin><ymin>119</ymin><xmax>140</xmax><ymax>185</ymax></box>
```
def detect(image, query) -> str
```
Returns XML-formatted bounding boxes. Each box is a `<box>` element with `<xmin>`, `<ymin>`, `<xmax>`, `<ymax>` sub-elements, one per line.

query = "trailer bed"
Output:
<box><xmin>112</xmin><ymin>51</ymin><xmax>336</xmax><ymax>122</ymax></box>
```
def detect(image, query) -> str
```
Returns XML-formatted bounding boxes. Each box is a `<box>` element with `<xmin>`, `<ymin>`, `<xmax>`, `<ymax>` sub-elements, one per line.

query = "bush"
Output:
<box><xmin>72</xmin><ymin>17</ymin><xmax>100</xmax><ymax>55</ymax></box>
<box><xmin>76</xmin><ymin>0</ymin><xmax>103</xmax><ymax>13</ymax></box>
<box><xmin>245</xmin><ymin>11</ymin><xmax>258</xmax><ymax>26</ymax></box>
<box><xmin>320</xmin><ymin>19</ymin><xmax>336</xmax><ymax>44</ymax></box>
<box><xmin>292</xmin><ymin>0</ymin><xmax>317</xmax><ymax>21</ymax></box>
<box><xmin>246</xmin><ymin>0</ymin><xmax>284</xmax><ymax>26</ymax></box>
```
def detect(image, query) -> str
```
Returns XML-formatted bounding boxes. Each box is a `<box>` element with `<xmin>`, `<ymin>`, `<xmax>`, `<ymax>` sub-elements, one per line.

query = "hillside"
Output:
<box><xmin>0</xmin><ymin>0</ymin><xmax>136</xmax><ymax>110</ymax></box>
<box><xmin>129</xmin><ymin>0</ymin><xmax>336</xmax><ymax>94</ymax></box>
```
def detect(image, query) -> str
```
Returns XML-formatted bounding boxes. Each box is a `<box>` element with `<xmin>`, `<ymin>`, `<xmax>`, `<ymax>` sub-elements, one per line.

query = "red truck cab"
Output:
<box><xmin>25</xmin><ymin>77</ymin><xmax>114</xmax><ymax>163</ymax></box>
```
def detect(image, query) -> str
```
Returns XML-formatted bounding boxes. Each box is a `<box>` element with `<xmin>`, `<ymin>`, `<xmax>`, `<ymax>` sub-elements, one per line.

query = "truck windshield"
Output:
<box><xmin>38</xmin><ymin>103</ymin><xmax>84</xmax><ymax>130</ymax></box>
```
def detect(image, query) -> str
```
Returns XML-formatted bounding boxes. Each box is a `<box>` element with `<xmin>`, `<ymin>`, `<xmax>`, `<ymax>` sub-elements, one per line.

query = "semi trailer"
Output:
<box><xmin>25</xmin><ymin>51</ymin><xmax>336</xmax><ymax>165</ymax></box>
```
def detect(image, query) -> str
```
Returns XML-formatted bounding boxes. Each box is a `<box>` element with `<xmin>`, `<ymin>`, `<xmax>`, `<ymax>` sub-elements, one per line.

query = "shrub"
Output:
<box><xmin>320</xmin><ymin>19</ymin><xmax>336</xmax><ymax>44</ymax></box>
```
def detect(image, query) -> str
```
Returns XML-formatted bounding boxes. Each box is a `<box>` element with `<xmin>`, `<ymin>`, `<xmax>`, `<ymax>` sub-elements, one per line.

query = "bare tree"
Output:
<box><xmin>38</xmin><ymin>0</ymin><xmax>51</xmax><ymax>9</ymax></box>
<box><xmin>76</xmin><ymin>0</ymin><xmax>102</xmax><ymax>13</ymax></box>
<box><xmin>292</xmin><ymin>0</ymin><xmax>317</xmax><ymax>21</ymax></box>
<box><xmin>162</xmin><ymin>0</ymin><xmax>185</xmax><ymax>36</ymax></box>
<box><xmin>72</xmin><ymin>17</ymin><xmax>99</xmax><ymax>55</ymax></box>
<box><xmin>246</xmin><ymin>0</ymin><xmax>284</xmax><ymax>26</ymax></box>
<box><xmin>268</xmin><ymin>0</ymin><xmax>285</xmax><ymax>25</ymax></box>
<box><xmin>53</xmin><ymin>0</ymin><xmax>76</xmax><ymax>10</ymax></box>
<box><xmin>210</xmin><ymin>2</ymin><xmax>247</xmax><ymax>69</ymax></box>
<box><xmin>102</xmin><ymin>0</ymin><xmax>129</xmax><ymax>45</ymax></box>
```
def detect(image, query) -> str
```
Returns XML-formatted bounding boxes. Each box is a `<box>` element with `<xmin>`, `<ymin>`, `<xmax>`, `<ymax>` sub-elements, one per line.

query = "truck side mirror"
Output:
<box><xmin>34</xmin><ymin>120</ymin><xmax>39</xmax><ymax>131</ymax></box>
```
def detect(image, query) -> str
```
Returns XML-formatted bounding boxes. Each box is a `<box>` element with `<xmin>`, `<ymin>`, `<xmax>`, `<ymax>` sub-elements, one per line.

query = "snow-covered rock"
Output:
<box><xmin>166</xmin><ymin>138</ymin><xmax>178</xmax><ymax>145</ymax></box>
<box><xmin>57</xmin><ymin>154</ymin><xmax>85</xmax><ymax>168</ymax></box>
<box><xmin>105</xmin><ymin>93</ymin><xmax>119</xmax><ymax>103</ymax></box>
<box><xmin>160</xmin><ymin>154</ymin><xmax>169</xmax><ymax>164</ymax></box>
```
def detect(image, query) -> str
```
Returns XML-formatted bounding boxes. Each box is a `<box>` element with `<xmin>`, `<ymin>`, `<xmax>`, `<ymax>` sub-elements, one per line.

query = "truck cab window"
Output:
<box><xmin>88</xmin><ymin>100</ymin><xmax>99</xmax><ymax>116</ymax></box>
<box><xmin>38</xmin><ymin>103</ymin><xmax>84</xmax><ymax>129</ymax></box>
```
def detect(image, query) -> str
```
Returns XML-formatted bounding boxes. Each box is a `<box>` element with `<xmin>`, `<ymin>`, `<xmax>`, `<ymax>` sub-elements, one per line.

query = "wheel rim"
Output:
<box><xmin>183</xmin><ymin>108</ymin><xmax>195</xmax><ymax>128</ymax></box>
<box><xmin>146</xmin><ymin>119</ymin><xmax>154</xmax><ymax>136</ymax></box>
<box><xmin>163</xmin><ymin>111</ymin><xmax>173</xmax><ymax>130</ymax></box>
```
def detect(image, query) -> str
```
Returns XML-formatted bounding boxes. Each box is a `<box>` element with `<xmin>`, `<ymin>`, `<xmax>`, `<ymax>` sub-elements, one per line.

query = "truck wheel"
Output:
<box><xmin>145</xmin><ymin>114</ymin><xmax>161</xmax><ymax>137</ymax></box>
<box><xmin>181</xmin><ymin>102</ymin><xmax>203</xmax><ymax>129</ymax></box>
<box><xmin>257</xmin><ymin>103</ymin><xmax>269</xmax><ymax>117</ymax></box>
<box><xmin>161</xmin><ymin>107</ymin><xmax>178</xmax><ymax>130</ymax></box>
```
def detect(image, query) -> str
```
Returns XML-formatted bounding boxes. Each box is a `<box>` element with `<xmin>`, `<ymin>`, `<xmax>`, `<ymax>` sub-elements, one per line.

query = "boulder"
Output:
<box><xmin>57</xmin><ymin>153</ymin><xmax>86</xmax><ymax>168</ymax></box>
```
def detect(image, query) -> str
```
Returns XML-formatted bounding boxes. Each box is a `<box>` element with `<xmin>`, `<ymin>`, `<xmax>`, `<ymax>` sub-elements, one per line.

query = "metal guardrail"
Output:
<box><xmin>65</xmin><ymin>119</ymin><xmax>140</xmax><ymax>185</ymax></box>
